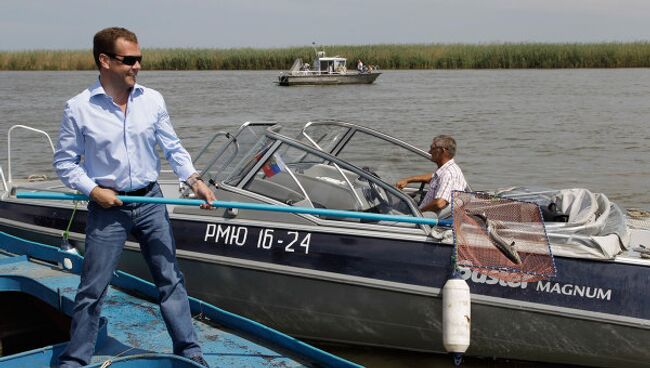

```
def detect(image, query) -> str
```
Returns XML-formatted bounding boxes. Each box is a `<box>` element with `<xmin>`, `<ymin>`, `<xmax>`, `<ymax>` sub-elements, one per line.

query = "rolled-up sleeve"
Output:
<box><xmin>52</xmin><ymin>104</ymin><xmax>97</xmax><ymax>196</ymax></box>
<box><xmin>154</xmin><ymin>99</ymin><xmax>196</xmax><ymax>182</ymax></box>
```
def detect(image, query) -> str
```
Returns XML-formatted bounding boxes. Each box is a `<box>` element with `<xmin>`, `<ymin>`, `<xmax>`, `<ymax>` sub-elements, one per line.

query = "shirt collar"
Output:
<box><xmin>89</xmin><ymin>78</ymin><xmax>144</xmax><ymax>99</ymax></box>
<box><xmin>436</xmin><ymin>159</ymin><xmax>455</xmax><ymax>173</ymax></box>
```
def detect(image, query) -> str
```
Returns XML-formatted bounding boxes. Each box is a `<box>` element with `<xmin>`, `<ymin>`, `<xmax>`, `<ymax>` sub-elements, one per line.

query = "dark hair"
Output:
<box><xmin>93</xmin><ymin>27</ymin><xmax>138</xmax><ymax>69</ymax></box>
<box><xmin>433</xmin><ymin>135</ymin><xmax>457</xmax><ymax>158</ymax></box>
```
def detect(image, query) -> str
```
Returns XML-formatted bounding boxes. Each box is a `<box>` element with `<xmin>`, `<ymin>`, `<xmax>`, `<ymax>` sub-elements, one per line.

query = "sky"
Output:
<box><xmin>2</xmin><ymin>0</ymin><xmax>650</xmax><ymax>51</ymax></box>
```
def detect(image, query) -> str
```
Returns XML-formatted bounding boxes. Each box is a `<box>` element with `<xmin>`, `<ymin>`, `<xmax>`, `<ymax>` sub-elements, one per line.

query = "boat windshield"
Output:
<box><xmin>196</xmin><ymin>123</ymin><xmax>277</xmax><ymax>184</ymax></box>
<box><xmin>231</xmin><ymin>136</ymin><xmax>419</xmax><ymax>225</ymax></box>
<box><xmin>300</xmin><ymin>122</ymin><xmax>433</xmax><ymax>187</ymax></box>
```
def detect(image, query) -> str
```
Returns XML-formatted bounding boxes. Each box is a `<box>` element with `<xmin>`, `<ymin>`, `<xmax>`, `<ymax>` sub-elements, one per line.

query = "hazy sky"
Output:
<box><xmin>2</xmin><ymin>0</ymin><xmax>650</xmax><ymax>50</ymax></box>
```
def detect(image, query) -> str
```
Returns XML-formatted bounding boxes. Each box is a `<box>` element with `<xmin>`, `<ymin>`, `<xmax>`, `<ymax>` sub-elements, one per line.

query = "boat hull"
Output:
<box><xmin>1</xmin><ymin>200</ymin><xmax>649</xmax><ymax>367</ymax></box>
<box><xmin>278</xmin><ymin>73</ymin><xmax>380</xmax><ymax>86</ymax></box>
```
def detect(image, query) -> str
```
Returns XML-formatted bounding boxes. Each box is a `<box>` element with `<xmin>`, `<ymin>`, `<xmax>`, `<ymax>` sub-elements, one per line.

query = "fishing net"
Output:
<box><xmin>452</xmin><ymin>191</ymin><xmax>556</xmax><ymax>282</ymax></box>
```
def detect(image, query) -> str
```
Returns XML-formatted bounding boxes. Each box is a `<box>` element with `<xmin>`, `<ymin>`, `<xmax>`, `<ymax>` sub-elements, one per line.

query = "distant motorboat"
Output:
<box><xmin>278</xmin><ymin>51</ymin><xmax>380</xmax><ymax>86</ymax></box>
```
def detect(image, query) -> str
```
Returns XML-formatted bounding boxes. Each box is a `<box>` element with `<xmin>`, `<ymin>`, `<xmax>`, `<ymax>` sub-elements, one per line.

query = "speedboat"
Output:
<box><xmin>1</xmin><ymin>122</ymin><xmax>649</xmax><ymax>367</ymax></box>
<box><xmin>278</xmin><ymin>51</ymin><xmax>380</xmax><ymax>86</ymax></box>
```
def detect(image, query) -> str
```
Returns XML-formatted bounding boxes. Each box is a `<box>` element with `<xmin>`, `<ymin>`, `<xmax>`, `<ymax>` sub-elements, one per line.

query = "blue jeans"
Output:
<box><xmin>58</xmin><ymin>183</ymin><xmax>201</xmax><ymax>367</ymax></box>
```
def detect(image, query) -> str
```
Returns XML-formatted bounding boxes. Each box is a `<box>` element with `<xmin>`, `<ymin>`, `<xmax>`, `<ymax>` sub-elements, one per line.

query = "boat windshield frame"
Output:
<box><xmin>193</xmin><ymin>122</ymin><xmax>279</xmax><ymax>184</ymax></box>
<box><xmin>301</xmin><ymin>121</ymin><xmax>431</xmax><ymax>160</ymax></box>
<box><xmin>192</xmin><ymin>122</ymin><xmax>431</xmax><ymax>231</ymax></box>
<box><xmin>259</xmin><ymin>127</ymin><xmax>426</xmax><ymax>227</ymax></box>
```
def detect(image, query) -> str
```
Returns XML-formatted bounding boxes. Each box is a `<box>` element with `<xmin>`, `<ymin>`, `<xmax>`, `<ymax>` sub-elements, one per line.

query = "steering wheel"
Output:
<box><xmin>415</xmin><ymin>182</ymin><xmax>427</xmax><ymax>206</ymax></box>
<box><xmin>358</xmin><ymin>167</ymin><xmax>391</xmax><ymax>211</ymax></box>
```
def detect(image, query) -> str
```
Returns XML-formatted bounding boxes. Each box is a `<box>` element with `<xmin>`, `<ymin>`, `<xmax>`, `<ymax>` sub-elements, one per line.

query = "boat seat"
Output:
<box><xmin>266</xmin><ymin>172</ymin><xmax>365</xmax><ymax>211</ymax></box>
<box><xmin>246</xmin><ymin>177</ymin><xmax>305</xmax><ymax>205</ymax></box>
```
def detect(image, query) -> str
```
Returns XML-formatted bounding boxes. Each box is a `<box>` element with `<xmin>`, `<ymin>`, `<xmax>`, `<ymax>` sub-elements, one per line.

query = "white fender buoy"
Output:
<box><xmin>63</xmin><ymin>257</ymin><xmax>73</xmax><ymax>270</ymax></box>
<box><xmin>58</xmin><ymin>237</ymin><xmax>79</xmax><ymax>270</ymax></box>
<box><xmin>442</xmin><ymin>275</ymin><xmax>471</xmax><ymax>365</ymax></box>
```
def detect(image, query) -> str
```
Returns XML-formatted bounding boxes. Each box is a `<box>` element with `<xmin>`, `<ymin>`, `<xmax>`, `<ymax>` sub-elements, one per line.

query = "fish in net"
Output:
<box><xmin>452</xmin><ymin>191</ymin><xmax>556</xmax><ymax>282</ymax></box>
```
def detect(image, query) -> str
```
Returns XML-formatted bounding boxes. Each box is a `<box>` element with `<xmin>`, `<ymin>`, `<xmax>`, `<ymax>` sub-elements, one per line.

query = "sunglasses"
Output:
<box><xmin>105</xmin><ymin>53</ymin><xmax>142</xmax><ymax>66</ymax></box>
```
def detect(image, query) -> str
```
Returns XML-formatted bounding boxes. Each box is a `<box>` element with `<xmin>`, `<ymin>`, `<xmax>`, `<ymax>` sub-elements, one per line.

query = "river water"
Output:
<box><xmin>0</xmin><ymin>70</ymin><xmax>648</xmax><ymax>367</ymax></box>
<box><xmin>1</xmin><ymin>69</ymin><xmax>648</xmax><ymax>209</ymax></box>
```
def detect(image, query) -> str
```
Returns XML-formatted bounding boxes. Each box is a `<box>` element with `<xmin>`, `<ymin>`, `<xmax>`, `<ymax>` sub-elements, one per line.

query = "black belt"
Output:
<box><xmin>115</xmin><ymin>182</ymin><xmax>156</xmax><ymax>196</ymax></box>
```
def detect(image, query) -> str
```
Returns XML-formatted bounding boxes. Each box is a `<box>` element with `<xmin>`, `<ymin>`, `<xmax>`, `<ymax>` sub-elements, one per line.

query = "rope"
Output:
<box><xmin>97</xmin><ymin>308</ymin><xmax>208</xmax><ymax>366</ymax></box>
<box><xmin>62</xmin><ymin>199</ymin><xmax>79</xmax><ymax>241</ymax></box>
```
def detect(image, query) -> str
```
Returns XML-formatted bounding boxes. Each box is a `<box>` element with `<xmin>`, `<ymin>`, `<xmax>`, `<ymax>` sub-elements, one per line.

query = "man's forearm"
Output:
<box><xmin>420</xmin><ymin>198</ymin><xmax>449</xmax><ymax>213</ymax></box>
<box><xmin>404</xmin><ymin>173</ymin><xmax>433</xmax><ymax>184</ymax></box>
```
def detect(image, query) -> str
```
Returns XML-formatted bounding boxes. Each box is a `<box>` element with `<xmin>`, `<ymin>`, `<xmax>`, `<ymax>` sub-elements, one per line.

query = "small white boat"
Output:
<box><xmin>278</xmin><ymin>51</ymin><xmax>380</xmax><ymax>86</ymax></box>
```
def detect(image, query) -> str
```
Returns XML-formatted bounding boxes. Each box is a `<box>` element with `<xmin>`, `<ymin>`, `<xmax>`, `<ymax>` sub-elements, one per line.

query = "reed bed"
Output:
<box><xmin>2</xmin><ymin>43</ymin><xmax>650</xmax><ymax>70</ymax></box>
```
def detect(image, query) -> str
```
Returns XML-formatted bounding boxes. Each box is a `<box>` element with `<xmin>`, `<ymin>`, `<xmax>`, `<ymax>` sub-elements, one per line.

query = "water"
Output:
<box><xmin>1</xmin><ymin>69</ymin><xmax>648</xmax><ymax>209</ymax></box>
<box><xmin>0</xmin><ymin>70</ymin><xmax>648</xmax><ymax>367</ymax></box>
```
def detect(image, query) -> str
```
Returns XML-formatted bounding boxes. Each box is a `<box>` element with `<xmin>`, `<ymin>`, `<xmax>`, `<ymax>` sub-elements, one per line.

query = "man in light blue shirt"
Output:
<box><xmin>54</xmin><ymin>27</ymin><xmax>214</xmax><ymax>368</ymax></box>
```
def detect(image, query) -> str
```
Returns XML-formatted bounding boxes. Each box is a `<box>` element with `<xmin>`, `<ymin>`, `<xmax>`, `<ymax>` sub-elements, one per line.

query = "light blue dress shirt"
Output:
<box><xmin>53</xmin><ymin>80</ymin><xmax>196</xmax><ymax>196</ymax></box>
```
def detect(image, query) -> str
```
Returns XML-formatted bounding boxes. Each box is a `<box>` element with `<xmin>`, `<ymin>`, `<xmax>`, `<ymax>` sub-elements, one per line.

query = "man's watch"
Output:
<box><xmin>186</xmin><ymin>175</ymin><xmax>203</xmax><ymax>187</ymax></box>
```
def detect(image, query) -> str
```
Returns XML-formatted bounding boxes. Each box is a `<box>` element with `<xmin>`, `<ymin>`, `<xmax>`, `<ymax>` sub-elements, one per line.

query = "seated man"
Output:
<box><xmin>396</xmin><ymin>135</ymin><xmax>467</xmax><ymax>215</ymax></box>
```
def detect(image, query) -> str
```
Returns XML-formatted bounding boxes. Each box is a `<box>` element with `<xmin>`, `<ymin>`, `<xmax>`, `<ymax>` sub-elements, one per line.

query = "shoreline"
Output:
<box><xmin>2</xmin><ymin>42</ymin><xmax>650</xmax><ymax>71</ymax></box>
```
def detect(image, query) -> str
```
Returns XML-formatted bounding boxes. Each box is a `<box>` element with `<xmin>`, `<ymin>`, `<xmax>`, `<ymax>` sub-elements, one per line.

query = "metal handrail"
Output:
<box><xmin>7</xmin><ymin>125</ymin><xmax>56</xmax><ymax>184</ymax></box>
<box><xmin>192</xmin><ymin>131</ymin><xmax>231</xmax><ymax>167</ymax></box>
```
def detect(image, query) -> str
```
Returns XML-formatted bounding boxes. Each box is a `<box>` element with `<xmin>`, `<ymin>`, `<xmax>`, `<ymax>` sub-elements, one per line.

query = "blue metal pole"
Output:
<box><xmin>16</xmin><ymin>191</ymin><xmax>452</xmax><ymax>227</ymax></box>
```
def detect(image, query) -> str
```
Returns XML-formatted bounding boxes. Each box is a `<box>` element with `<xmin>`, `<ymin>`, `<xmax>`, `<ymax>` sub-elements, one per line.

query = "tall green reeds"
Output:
<box><xmin>2</xmin><ymin>43</ymin><xmax>650</xmax><ymax>70</ymax></box>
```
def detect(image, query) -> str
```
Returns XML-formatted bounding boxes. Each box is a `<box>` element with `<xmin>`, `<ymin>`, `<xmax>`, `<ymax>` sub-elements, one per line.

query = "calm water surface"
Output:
<box><xmin>1</xmin><ymin>69</ymin><xmax>648</xmax><ymax>208</ymax></box>
<box><xmin>0</xmin><ymin>70</ymin><xmax>648</xmax><ymax>367</ymax></box>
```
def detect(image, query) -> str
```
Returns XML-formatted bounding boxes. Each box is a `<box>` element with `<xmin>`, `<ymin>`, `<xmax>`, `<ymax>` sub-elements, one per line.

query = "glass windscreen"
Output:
<box><xmin>335</xmin><ymin>130</ymin><xmax>432</xmax><ymax>187</ymax></box>
<box><xmin>198</xmin><ymin>124</ymin><xmax>275</xmax><ymax>184</ymax></box>
<box><xmin>242</xmin><ymin>142</ymin><xmax>419</xmax><ymax>226</ymax></box>
<box><xmin>300</xmin><ymin>124</ymin><xmax>350</xmax><ymax>153</ymax></box>
<box><xmin>302</xmin><ymin>124</ymin><xmax>433</xmax><ymax>187</ymax></box>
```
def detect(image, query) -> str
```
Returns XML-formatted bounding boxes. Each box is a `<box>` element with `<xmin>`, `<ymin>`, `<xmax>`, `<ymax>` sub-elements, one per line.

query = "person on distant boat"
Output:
<box><xmin>396</xmin><ymin>135</ymin><xmax>467</xmax><ymax>216</ymax></box>
<box><xmin>357</xmin><ymin>59</ymin><xmax>364</xmax><ymax>73</ymax></box>
<box><xmin>53</xmin><ymin>27</ymin><xmax>215</xmax><ymax>368</ymax></box>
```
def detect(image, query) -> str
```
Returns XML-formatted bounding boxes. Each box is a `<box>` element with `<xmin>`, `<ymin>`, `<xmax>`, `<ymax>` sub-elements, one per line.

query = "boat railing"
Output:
<box><xmin>6</xmin><ymin>125</ymin><xmax>56</xmax><ymax>185</ymax></box>
<box><xmin>193</xmin><ymin>128</ymin><xmax>244</xmax><ymax>167</ymax></box>
<box><xmin>287</xmin><ymin>70</ymin><xmax>348</xmax><ymax>76</ymax></box>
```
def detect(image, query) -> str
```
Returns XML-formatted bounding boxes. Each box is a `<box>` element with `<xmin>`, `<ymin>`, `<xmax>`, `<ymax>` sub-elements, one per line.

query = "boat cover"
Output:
<box><xmin>495</xmin><ymin>187</ymin><xmax>630</xmax><ymax>260</ymax></box>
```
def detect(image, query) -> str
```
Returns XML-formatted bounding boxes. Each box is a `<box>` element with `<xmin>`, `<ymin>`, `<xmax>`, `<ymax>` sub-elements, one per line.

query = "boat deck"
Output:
<box><xmin>0</xmin><ymin>232</ymin><xmax>359</xmax><ymax>368</ymax></box>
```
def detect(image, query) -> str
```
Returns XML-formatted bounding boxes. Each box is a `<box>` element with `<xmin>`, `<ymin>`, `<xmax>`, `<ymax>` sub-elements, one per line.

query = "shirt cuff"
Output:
<box><xmin>176</xmin><ymin>165</ymin><xmax>198</xmax><ymax>183</ymax></box>
<box><xmin>77</xmin><ymin>177</ymin><xmax>99</xmax><ymax>197</ymax></box>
